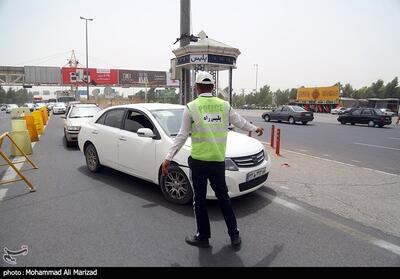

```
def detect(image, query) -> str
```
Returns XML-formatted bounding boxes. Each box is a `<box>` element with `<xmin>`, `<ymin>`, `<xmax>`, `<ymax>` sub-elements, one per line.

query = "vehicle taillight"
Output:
<box><xmin>300</xmin><ymin>113</ymin><xmax>305</xmax><ymax>116</ymax></box>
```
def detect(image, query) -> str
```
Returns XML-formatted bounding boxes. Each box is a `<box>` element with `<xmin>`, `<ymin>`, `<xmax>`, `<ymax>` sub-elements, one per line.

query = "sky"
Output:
<box><xmin>0</xmin><ymin>0</ymin><xmax>399</xmax><ymax>95</ymax></box>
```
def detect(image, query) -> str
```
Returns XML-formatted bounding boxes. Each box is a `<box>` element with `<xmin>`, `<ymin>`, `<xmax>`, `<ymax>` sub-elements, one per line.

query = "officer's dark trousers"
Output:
<box><xmin>188</xmin><ymin>157</ymin><xmax>239</xmax><ymax>239</ymax></box>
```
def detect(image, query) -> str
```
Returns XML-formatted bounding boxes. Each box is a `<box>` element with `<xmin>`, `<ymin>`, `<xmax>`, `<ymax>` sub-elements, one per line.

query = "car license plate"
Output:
<box><xmin>246</xmin><ymin>168</ymin><xmax>266</xmax><ymax>182</ymax></box>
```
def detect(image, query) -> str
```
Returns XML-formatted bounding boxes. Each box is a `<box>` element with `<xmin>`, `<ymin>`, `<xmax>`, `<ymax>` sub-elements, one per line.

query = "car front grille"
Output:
<box><xmin>232</xmin><ymin>150</ymin><xmax>265</xmax><ymax>168</ymax></box>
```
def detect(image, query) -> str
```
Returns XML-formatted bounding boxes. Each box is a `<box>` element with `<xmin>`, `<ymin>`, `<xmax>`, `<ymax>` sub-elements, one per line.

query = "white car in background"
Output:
<box><xmin>62</xmin><ymin>103</ymin><xmax>102</xmax><ymax>147</ymax></box>
<box><xmin>380</xmin><ymin>108</ymin><xmax>395</xmax><ymax>117</ymax></box>
<box><xmin>52</xmin><ymin>102</ymin><xmax>67</xmax><ymax>114</ymax></box>
<box><xmin>6</xmin><ymin>104</ymin><xmax>18</xmax><ymax>113</ymax></box>
<box><xmin>331</xmin><ymin>107</ymin><xmax>347</xmax><ymax>115</ymax></box>
<box><xmin>78</xmin><ymin>103</ymin><xmax>271</xmax><ymax>205</ymax></box>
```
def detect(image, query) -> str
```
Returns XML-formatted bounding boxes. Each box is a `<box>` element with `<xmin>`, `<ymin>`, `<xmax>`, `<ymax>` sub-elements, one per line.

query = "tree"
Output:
<box><xmin>0</xmin><ymin>86</ymin><xmax>6</xmax><ymax>104</ymax></box>
<box><xmin>384</xmin><ymin>77</ymin><xmax>399</xmax><ymax>99</ymax></box>
<box><xmin>275</xmin><ymin>89</ymin><xmax>290</xmax><ymax>106</ymax></box>
<box><xmin>289</xmin><ymin>88</ymin><xmax>297</xmax><ymax>100</ymax></box>
<box><xmin>342</xmin><ymin>84</ymin><xmax>354</xmax><ymax>98</ymax></box>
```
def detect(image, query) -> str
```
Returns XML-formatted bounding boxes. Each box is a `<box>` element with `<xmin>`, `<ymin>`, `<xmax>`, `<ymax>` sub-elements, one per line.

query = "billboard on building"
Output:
<box><xmin>62</xmin><ymin>68</ymin><xmax>118</xmax><ymax>85</ymax></box>
<box><xmin>24</xmin><ymin>66</ymin><xmax>61</xmax><ymax>84</ymax></box>
<box><xmin>119</xmin><ymin>70</ymin><xmax>167</xmax><ymax>86</ymax></box>
<box><xmin>297</xmin><ymin>86</ymin><xmax>340</xmax><ymax>102</ymax></box>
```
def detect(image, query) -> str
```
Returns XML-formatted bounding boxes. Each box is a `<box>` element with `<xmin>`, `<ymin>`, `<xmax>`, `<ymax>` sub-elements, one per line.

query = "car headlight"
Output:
<box><xmin>225</xmin><ymin>158</ymin><xmax>239</xmax><ymax>171</ymax></box>
<box><xmin>263</xmin><ymin>147</ymin><xmax>269</xmax><ymax>162</ymax></box>
<box><xmin>67</xmin><ymin>126</ymin><xmax>81</xmax><ymax>131</ymax></box>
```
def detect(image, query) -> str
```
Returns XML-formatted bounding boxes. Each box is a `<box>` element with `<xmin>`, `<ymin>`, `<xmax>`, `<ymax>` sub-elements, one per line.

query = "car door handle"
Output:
<box><xmin>92</xmin><ymin>130</ymin><xmax>99</xmax><ymax>135</ymax></box>
<box><xmin>119</xmin><ymin>136</ymin><xmax>127</xmax><ymax>142</ymax></box>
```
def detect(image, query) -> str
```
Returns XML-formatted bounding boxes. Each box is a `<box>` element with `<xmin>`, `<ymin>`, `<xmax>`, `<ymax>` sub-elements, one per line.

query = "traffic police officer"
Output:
<box><xmin>162</xmin><ymin>71</ymin><xmax>264</xmax><ymax>248</ymax></box>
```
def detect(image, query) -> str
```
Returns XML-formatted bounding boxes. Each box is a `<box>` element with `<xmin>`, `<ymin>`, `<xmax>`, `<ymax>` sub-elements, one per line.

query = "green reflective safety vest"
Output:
<box><xmin>187</xmin><ymin>96</ymin><xmax>230</xmax><ymax>162</ymax></box>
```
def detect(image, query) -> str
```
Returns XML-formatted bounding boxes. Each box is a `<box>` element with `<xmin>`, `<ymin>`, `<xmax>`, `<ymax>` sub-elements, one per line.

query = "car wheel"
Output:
<box><xmin>264</xmin><ymin>114</ymin><xmax>271</xmax><ymax>122</ymax></box>
<box><xmin>84</xmin><ymin>143</ymin><xmax>102</xmax><ymax>173</ymax></box>
<box><xmin>288</xmin><ymin>117</ymin><xmax>295</xmax><ymax>125</ymax></box>
<box><xmin>340</xmin><ymin>120</ymin><xmax>346</xmax><ymax>125</ymax></box>
<box><xmin>351</xmin><ymin>123</ymin><xmax>355</xmax><ymax>125</ymax></box>
<box><xmin>160</xmin><ymin>165</ymin><xmax>193</xmax><ymax>205</ymax></box>
<box><xmin>378</xmin><ymin>124</ymin><xmax>384</xmax><ymax>128</ymax></box>
<box><xmin>64</xmin><ymin>131</ymin><xmax>73</xmax><ymax>147</ymax></box>
<box><xmin>302</xmin><ymin>121</ymin><xmax>308</xmax><ymax>125</ymax></box>
<box><xmin>368</xmin><ymin>120</ymin><xmax>375</xmax><ymax>127</ymax></box>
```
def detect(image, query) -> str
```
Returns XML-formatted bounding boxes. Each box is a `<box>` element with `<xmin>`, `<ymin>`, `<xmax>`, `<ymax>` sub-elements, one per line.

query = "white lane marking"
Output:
<box><xmin>279</xmin><ymin>186</ymin><xmax>290</xmax><ymax>190</ymax></box>
<box><xmin>0</xmin><ymin>189</ymin><xmax>8</xmax><ymax>202</ymax></box>
<box><xmin>372</xmin><ymin>240</ymin><xmax>400</xmax><ymax>256</ymax></box>
<box><xmin>351</xmin><ymin>160</ymin><xmax>361</xmax><ymax>163</ymax></box>
<box><xmin>257</xmin><ymin>191</ymin><xmax>400</xmax><ymax>256</ymax></box>
<box><xmin>354</xmin><ymin>143</ymin><xmax>400</xmax><ymax>152</ymax></box>
<box><xmin>323</xmin><ymin>154</ymin><xmax>332</xmax><ymax>157</ymax></box>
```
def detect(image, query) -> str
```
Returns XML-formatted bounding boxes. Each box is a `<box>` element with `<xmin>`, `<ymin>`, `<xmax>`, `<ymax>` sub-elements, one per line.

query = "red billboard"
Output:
<box><xmin>62</xmin><ymin>68</ymin><xmax>118</xmax><ymax>86</ymax></box>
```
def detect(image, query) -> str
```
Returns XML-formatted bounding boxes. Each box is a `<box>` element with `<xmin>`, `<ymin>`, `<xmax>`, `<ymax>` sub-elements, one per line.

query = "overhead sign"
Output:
<box><xmin>119</xmin><ymin>70</ymin><xmax>167</xmax><ymax>86</ymax></box>
<box><xmin>297</xmin><ymin>86</ymin><xmax>340</xmax><ymax>102</ymax></box>
<box><xmin>176</xmin><ymin>54</ymin><xmax>236</xmax><ymax>67</ymax></box>
<box><xmin>62</xmin><ymin>68</ymin><xmax>118</xmax><ymax>85</ymax></box>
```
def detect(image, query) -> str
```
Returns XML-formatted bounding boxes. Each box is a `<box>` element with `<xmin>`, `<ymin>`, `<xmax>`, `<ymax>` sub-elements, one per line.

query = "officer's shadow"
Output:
<box><xmin>197</xmin><ymin>243</ymin><xmax>284</xmax><ymax>267</ymax></box>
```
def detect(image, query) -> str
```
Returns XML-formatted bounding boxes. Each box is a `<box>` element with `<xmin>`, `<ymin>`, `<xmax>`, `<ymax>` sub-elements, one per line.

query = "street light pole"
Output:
<box><xmin>254</xmin><ymin>64</ymin><xmax>259</xmax><ymax>94</ymax></box>
<box><xmin>80</xmin><ymin>16</ymin><xmax>93</xmax><ymax>100</ymax></box>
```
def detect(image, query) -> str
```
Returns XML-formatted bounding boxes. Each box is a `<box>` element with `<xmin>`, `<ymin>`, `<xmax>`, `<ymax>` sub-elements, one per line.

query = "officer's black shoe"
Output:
<box><xmin>185</xmin><ymin>235</ymin><xmax>210</xmax><ymax>248</ymax></box>
<box><xmin>231</xmin><ymin>235</ymin><xmax>242</xmax><ymax>247</ymax></box>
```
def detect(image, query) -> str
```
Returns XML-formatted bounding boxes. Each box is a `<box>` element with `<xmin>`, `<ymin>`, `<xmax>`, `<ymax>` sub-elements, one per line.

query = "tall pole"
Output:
<box><xmin>180</xmin><ymin>0</ymin><xmax>191</xmax><ymax>105</ymax></box>
<box><xmin>80</xmin><ymin>16</ymin><xmax>93</xmax><ymax>100</ymax></box>
<box><xmin>85</xmin><ymin>20</ymin><xmax>89</xmax><ymax>100</ymax></box>
<box><xmin>254</xmin><ymin>64</ymin><xmax>258</xmax><ymax>94</ymax></box>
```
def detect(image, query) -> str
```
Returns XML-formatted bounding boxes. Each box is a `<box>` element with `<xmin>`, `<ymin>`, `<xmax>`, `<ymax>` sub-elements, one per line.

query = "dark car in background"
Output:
<box><xmin>262</xmin><ymin>105</ymin><xmax>314</xmax><ymax>125</ymax></box>
<box><xmin>338</xmin><ymin>108</ymin><xmax>392</xmax><ymax>128</ymax></box>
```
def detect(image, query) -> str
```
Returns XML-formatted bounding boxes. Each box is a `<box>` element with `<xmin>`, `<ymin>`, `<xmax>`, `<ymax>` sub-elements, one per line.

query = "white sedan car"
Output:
<box><xmin>78</xmin><ymin>104</ymin><xmax>271</xmax><ymax>205</ymax></box>
<box><xmin>62</xmin><ymin>104</ymin><xmax>102</xmax><ymax>147</ymax></box>
<box><xmin>380</xmin><ymin>108</ymin><xmax>395</xmax><ymax>117</ymax></box>
<box><xmin>331</xmin><ymin>107</ymin><xmax>347</xmax><ymax>115</ymax></box>
<box><xmin>52</xmin><ymin>102</ymin><xmax>67</xmax><ymax>114</ymax></box>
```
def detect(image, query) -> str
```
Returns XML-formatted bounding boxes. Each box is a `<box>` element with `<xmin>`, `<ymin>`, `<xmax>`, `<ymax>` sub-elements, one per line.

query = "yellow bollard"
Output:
<box><xmin>32</xmin><ymin>111</ymin><xmax>44</xmax><ymax>135</ymax></box>
<box><xmin>9</xmin><ymin>131</ymin><xmax>33</xmax><ymax>156</ymax></box>
<box><xmin>24</xmin><ymin>116</ymin><xmax>39</xmax><ymax>142</ymax></box>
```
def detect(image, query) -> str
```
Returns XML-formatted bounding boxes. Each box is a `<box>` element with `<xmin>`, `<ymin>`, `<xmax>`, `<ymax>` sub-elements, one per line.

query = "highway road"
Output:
<box><xmin>240</xmin><ymin>112</ymin><xmax>400</xmax><ymax>175</ymax></box>
<box><xmin>0</xmin><ymin>114</ymin><xmax>399</xmax><ymax>267</ymax></box>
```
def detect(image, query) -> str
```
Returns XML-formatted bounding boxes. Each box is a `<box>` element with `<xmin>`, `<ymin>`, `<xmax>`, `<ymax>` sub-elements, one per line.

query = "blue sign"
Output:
<box><xmin>176</xmin><ymin>54</ymin><xmax>235</xmax><ymax>66</ymax></box>
<box><xmin>208</xmin><ymin>54</ymin><xmax>236</xmax><ymax>65</ymax></box>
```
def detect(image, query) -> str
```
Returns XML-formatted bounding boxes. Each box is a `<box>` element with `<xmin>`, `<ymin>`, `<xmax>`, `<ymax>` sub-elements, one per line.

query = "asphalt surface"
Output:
<box><xmin>241</xmin><ymin>113</ymin><xmax>400</xmax><ymax>175</ymax></box>
<box><xmin>0</xmin><ymin>115</ymin><xmax>399</xmax><ymax>266</ymax></box>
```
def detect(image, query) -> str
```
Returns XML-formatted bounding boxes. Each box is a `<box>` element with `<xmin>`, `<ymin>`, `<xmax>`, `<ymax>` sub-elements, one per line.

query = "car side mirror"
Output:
<box><xmin>137</xmin><ymin>128</ymin><xmax>155</xmax><ymax>139</ymax></box>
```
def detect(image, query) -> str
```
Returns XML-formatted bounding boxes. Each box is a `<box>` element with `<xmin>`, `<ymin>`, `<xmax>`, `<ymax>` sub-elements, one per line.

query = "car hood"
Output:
<box><xmin>182</xmin><ymin>131</ymin><xmax>264</xmax><ymax>158</ymax></box>
<box><xmin>67</xmin><ymin>117</ymin><xmax>94</xmax><ymax>127</ymax></box>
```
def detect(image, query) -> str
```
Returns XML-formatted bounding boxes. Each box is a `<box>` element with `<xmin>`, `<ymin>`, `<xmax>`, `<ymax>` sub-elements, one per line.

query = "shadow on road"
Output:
<box><xmin>77</xmin><ymin>165</ymin><xmax>275</xmax><ymax>220</ymax></box>
<box><xmin>186</xmin><ymin>243</ymin><xmax>285</xmax><ymax>267</ymax></box>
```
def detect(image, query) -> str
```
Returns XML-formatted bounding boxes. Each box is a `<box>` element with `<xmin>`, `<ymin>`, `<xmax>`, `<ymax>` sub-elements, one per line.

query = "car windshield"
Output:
<box><xmin>69</xmin><ymin>106</ymin><xmax>101</xmax><ymax>118</ymax></box>
<box><xmin>55</xmin><ymin>102</ymin><xmax>65</xmax><ymax>107</ymax></box>
<box><xmin>151</xmin><ymin>109</ymin><xmax>184</xmax><ymax>137</ymax></box>
<box><xmin>291</xmin><ymin>106</ymin><xmax>307</xmax><ymax>112</ymax></box>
